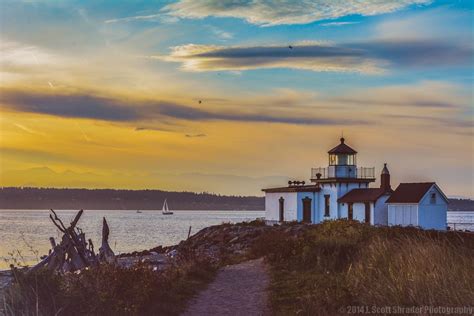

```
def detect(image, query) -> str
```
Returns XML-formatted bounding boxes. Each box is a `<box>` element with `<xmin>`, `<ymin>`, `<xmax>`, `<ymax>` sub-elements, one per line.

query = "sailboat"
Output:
<box><xmin>162</xmin><ymin>199</ymin><xmax>173</xmax><ymax>215</ymax></box>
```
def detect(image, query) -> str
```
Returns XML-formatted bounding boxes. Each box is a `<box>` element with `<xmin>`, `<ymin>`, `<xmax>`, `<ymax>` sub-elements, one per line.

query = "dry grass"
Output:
<box><xmin>252</xmin><ymin>220</ymin><xmax>474</xmax><ymax>315</ymax></box>
<box><xmin>349</xmin><ymin>235</ymin><xmax>474</xmax><ymax>307</ymax></box>
<box><xmin>4</xmin><ymin>254</ymin><xmax>217</xmax><ymax>316</ymax></box>
<box><xmin>5</xmin><ymin>220</ymin><xmax>473</xmax><ymax>315</ymax></box>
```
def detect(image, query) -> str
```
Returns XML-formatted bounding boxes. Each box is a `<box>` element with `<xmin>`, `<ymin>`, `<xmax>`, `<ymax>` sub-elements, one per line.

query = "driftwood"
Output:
<box><xmin>99</xmin><ymin>217</ymin><xmax>116</xmax><ymax>264</ymax></box>
<box><xmin>28</xmin><ymin>209</ymin><xmax>115</xmax><ymax>274</ymax></box>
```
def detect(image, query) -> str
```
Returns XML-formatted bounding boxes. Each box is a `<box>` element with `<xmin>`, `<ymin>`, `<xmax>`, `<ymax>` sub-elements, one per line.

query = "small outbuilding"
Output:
<box><xmin>386</xmin><ymin>182</ymin><xmax>448</xmax><ymax>230</ymax></box>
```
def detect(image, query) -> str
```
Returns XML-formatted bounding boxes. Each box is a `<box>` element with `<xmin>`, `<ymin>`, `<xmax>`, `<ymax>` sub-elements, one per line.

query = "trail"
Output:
<box><xmin>182</xmin><ymin>258</ymin><xmax>270</xmax><ymax>316</ymax></box>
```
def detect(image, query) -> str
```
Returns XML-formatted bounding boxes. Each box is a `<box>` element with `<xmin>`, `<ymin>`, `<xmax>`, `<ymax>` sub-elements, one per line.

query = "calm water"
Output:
<box><xmin>1</xmin><ymin>210</ymin><xmax>471</xmax><ymax>270</ymax></box>
<box><xmin>0</xmin><ymin>209</ymin><xmax>264</xmax><ymax>270</ymax></box>
<box><xmin>447</xmin><ymin>211</ymin><xmax>474</xmax><ymax>231</ymax></box>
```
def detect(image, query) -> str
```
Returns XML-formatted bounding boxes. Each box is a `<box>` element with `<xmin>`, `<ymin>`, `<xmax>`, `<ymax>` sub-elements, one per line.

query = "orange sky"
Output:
<box><xmin>0</xmin><ymin>0</ymin><xmax>472</xmax><ymax>197</ymax></box>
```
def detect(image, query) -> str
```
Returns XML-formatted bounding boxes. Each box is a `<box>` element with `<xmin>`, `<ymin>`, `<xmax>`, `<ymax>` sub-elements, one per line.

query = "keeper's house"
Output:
<box><xmin>262</xmin><ymin>137</ymin><xmax>448</xmax><ymax>230</ymax></box>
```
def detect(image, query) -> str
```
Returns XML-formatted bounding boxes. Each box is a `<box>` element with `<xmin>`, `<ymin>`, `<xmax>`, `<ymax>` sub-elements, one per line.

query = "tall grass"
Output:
<box><xmin>349</xmin><ymin>235</ymin><xmax>474</xmax><ymax>307</ymax></box>
<box><xmin>252</xmin><ymin>220</ymin><xmax>474</xmax><ymax>315</ymax></box>
<box><xmin>4</xmin><ymin>254</ymin><xmax>216</xmax><ymax>315</ymax></box>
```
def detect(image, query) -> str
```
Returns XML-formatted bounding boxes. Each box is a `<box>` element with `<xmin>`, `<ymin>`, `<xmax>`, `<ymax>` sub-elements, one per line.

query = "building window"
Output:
<box><xmin>324</xmin><ymin>195</ymin><xmax>330</xmax><ymax>217</ymax></box>
<box><xmin>430</xmin><ymin>193</ymin><xmax>436</xmax><ymax>204</ymax></box>
<box><xmin>364</xmin><ymin>202</ymin><xmax>370</xmax><ymax>224</ymax></box>
<box><xmin>348</xmin><ymin>203</ymin><xmax>353</xmax><ymax>220</ymax></box>
<box><xmin>302</xmin><ymin>197</ymin><xmax>312</xmax><ymax>223</ymax></box>
<box><xmin>279</xmin><ymin>197</ymin><xmax>284</xmax><ymax>222</ymax></box>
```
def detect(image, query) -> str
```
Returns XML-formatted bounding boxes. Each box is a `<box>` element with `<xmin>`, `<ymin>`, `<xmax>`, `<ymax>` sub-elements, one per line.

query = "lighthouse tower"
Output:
<box><xmin>327</xmin><ymin>137</ymin><xmax>358</xmax><ymax>178</ymax></box>
<box><xmin>311</xmin><ymin>137</ymin><xmax>375</xmax><ymax>185</ymax></box>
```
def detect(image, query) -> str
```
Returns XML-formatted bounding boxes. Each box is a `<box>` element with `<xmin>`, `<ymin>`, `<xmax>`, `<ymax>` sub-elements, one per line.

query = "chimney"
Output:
<box><xmin>380</xmin><ymin>163</ymin><xmax>391</xmax><ymax>192</ymax></box>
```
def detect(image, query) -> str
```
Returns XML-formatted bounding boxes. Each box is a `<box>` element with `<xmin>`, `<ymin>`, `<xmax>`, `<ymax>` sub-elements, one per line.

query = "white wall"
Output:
<box><xmin>418</xmin><ymin>187</ymin><xmax>447</xmax><ymax>230</ymax></box>
<box><xmin>353</xmin><ymin>203</ymin><xmax>365</xmax><ymax>222</ymax></box>
<box><xmin>318</xmin><ymin>185</ymin><xmax>338</xmax><ymax>221</ymax></box>
<box><xmin>388</xmin><ymin>204</ymin><xmax>418</xmax><ymax>227</ymax></box>
<box><xmin>319</xmin><ymin>182</ymin><xmax>371</xmax><ymax>222</ymax></box>
<box><xmin>265</xmin><ymin>192</ymin><xmax>298</xmax><ymax>222</ymax></box>
<box><xmin>339</xmin><ymin>202</ymin><xmax>374</xmax><ymax>224</ymax></box>
<box><xmin>374</xmin><ymin>194</ymin><xmax>390</xmax><ymax>226</ymax></box>
<box><xmin>297</xmin><ymin>192</ymin><xmax>320</xmax><ymax>224</ymax></box>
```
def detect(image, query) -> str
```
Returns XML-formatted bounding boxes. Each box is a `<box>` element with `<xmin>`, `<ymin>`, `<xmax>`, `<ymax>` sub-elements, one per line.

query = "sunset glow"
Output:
<box><xmin>0</xmin><ymin>0</ymin><xmax>472</xmax><ymax>197</ymax></box>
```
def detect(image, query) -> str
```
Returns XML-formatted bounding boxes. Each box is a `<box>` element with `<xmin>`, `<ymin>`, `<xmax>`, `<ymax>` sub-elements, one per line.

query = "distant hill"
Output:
<box><xmin>0</xmin><ymin>187</ymin><xmax>265</xmax><ymax>210</ymax></box>
<box><xmin>0</xmin><ymin>187</ymin><xmax>472</xmax><ymax>211</ymax></box>
<box><xmin>448</xmin><ymin>198</ymin><xmax>474</xmax><ymax>212</ymax></box>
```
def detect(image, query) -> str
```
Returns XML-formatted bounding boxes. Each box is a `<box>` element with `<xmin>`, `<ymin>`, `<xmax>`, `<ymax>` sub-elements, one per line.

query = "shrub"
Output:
<box><xmin>4</xmin><ymin>257</ymin><xmax>217</xmax><ymax>316</ymax></box>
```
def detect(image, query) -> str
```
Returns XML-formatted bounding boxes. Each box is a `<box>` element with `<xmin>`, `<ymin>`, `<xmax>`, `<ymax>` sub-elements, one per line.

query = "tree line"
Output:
<box><xmin>0</xmin><ymin>187</ymin><xmax>265</xmax><ymax>210</ymax></box>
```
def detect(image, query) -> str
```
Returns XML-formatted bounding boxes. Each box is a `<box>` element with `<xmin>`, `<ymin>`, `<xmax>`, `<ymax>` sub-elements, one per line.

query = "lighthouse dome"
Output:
<box><xmin>328</xmin><ymin>137</ymin><xmax>357</xmax><ymax>155</ymax></box>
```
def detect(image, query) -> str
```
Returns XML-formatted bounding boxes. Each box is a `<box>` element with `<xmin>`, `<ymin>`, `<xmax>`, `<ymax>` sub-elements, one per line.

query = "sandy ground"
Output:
<box><xmin>183</xmin><ymin>258</ymin><xmax>270</xmax><ymax>316</ymax></box>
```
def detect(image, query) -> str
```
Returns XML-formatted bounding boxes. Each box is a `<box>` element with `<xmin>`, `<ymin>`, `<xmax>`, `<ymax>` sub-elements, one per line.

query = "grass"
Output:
<box><xmin>4</xmin><ymin>220</ymin><xmax>473</xmax><ymax>315</ymax></box>
<box><xmin>251</xmin><ymin>220</ymin><xmax>474</xmax><ymax>315</ymax></box>
<box><xmin>3</xmin><ymin>252</ymin><xmax>217</xmax><ymax>316</ymax></box>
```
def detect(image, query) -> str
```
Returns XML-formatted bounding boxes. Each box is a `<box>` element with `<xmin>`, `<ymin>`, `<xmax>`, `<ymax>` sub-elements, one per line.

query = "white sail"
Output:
<box><xmin>162</xmin><ymin>198</ymin><xmax>173</xmax><ymax>215</ymax></box>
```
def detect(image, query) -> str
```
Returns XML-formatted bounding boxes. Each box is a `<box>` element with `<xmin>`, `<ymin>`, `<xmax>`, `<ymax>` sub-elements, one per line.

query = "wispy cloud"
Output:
<box><xmin>158</xmin><ymin>43</ymin><xmax>382</xmax><ymax>74</ymax></box>
<box><xmin>330</xmin><ymin>81</ymin><xmax>469</xmax><ymax>110</ymax></box>
<box><xmin>104</xmin><ymin>14</ymin><xmax>179</xmax><ymax>24</ymax></box>
<box><xmin>163</xmin><ymin>0</ymin><xmax>432</xmax><ymax>26</ymax></box>
<box><xmin>157</xmin><ymin>39</ymin><xmax>471</xmax><ymax>73</ymax></box>
<box><xmin>185</xmin><ymin>133</ymin><xmax>207</xmax><ymax>138</ymax></box>
<box><xmin>321</xmin><ymin>21</ymin><xmax>360</xmax><ymax>27</ymax></box>
<box><xmin>0</xmin><ymin>89</ymin><xmax>369</xmax><ymax>126</ymax></box>
<box><xmin>0</xmin><ymin>40</ymin><xmax>64</xmax><ymax>72</ymax></box>
<box><xmin>387</xmin><ymin>114</ymin><xmax>472</xmax><ymax>128</ymax></box>
<box><xmin>208</xmin><ymin>26</ymin><xmax>233</xmax><ymax>40</ymax></box>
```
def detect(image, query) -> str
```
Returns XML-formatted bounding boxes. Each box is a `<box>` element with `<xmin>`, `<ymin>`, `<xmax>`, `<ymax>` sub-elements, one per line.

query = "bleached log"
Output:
<box><xmin>99</xmin><ymin>217</ymin><xmax>116</xmax><ymax>264</ymax></box>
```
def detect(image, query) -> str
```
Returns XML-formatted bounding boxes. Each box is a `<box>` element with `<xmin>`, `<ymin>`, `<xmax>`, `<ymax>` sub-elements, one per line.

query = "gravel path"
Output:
<box><xmin>183</xmin><ymin>258</ymin><xmax>270</xmax><ymax>316</ymax></box>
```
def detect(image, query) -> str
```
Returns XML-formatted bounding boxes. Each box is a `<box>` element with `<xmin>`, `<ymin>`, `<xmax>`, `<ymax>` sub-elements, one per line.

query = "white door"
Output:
<box><xmin>388</xmin><ymin>205</ymin><xmax>418</xmax><ymax>226</ymax></box>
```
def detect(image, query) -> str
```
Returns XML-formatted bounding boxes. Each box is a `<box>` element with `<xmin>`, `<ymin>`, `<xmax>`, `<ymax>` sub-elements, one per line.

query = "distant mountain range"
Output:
<box><xmin>0</xmin><ymin>187</ymin><xmax>472</xmax><ymax>211</ymax></box>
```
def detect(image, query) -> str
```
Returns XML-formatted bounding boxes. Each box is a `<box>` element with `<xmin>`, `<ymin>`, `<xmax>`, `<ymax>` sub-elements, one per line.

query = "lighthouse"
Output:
<box><xmin>262</xmin><ymin>136</ymin><xmax>448</xmax><ymax>230</ymax></box>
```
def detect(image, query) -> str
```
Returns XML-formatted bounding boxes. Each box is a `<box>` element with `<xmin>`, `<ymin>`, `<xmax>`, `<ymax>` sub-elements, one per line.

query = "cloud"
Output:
<box><xmin>1</xmin><ymin>147</ymin><xmax>77</xmax><ymax>164</ymax></box>
<box><xmin>331</xmin><ymin>81</ymin><xmax>469</xmax><ymax>109</ymax></box>
<box><xmin>159</xmin><ymin>43</ymin><xmax>382</xmax><ymax>73</ymax></box>
<box><xmin>386</xmin><ymin>114</ymin><xmax>472</xmax><ymax>128</ymax></box>
<box><xmin>0</xmin><ymin>89</ymin><xmax>369</xmax><ymax>126</ymax></box>
<box><xmin>321</xmin><ymin>21</ymin><xmax>360</xmax><ymax>27</ymax></box>
<box><xmin>0</xmin><ymin>41</ymin><xmax>64</xmax><ymax>73</ymax></box>
<box><xmin>185</xmin><ymin>133</ymin><xmax>207</xmax><ymax>138</ymax></box>
<box><xmin>163</xmin><ymin>0</ymin><xmax>432</xmax><ymax>26</ymax></box>
<box><xmin>374</xmin><ymin>7</ymin><xmax>472</xmax><ymax>41</ymax></box>
<box><xmin>13</xmin><ymin>123</ymin><xmax>45</xmax><ymax>136</ymax></box>
<box><xmin>104</xmin><ymin>14</ymin><xmax>179</xmax><ymax>24</ymax></box>
<box><xmin>208</xmin><ymin>26</ymin><xmax>233</xmax><ymax>40</ymax></box>
<box><xmin>158</xmin><ymin>39</ymin><xmax>471</xmax><ymax>73</ymax></box>
<box><xmin>0</xmin><ymin>91</ymin><xmax>141</xmax><ymax>121</ymax></box>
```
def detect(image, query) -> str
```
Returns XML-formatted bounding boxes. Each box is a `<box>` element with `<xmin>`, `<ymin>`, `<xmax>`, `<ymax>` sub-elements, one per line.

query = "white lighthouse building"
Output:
<box><xmin>262</xmin><ymin>137</ymin><xmax>448</xmax><ymax>229</ymax></box>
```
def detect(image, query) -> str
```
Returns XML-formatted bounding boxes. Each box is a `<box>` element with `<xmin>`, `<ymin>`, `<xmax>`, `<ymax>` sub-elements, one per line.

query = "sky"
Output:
<box><xmin>0</xmin><ymin>0</ymin><xmax>472</xmax><ymax>197</ymax></box>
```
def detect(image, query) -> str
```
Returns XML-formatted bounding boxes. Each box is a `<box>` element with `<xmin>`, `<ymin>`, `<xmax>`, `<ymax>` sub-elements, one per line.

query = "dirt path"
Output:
<box><xmin>182</xmin><ymin>258</ymin><xmax>270</xmax><ymax>316</ymax></box>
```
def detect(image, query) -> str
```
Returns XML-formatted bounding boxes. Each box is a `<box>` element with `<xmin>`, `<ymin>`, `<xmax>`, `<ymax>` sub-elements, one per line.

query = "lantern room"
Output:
<box><xmin>328</xmin><ymin>137</ymin><xmax>357</xmax><ymax>166</ymax></box>
<box><xmin>327</xmin><ymin>137</ymin><xmax>358</xmax><ymax>178</ymax></box>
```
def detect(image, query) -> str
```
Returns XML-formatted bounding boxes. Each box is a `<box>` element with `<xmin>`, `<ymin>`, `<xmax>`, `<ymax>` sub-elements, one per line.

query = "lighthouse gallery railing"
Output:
<box><xmin>311</xmin><ymin>167</ymin><xmax>375</xmax><ymax>179</ymax></box>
